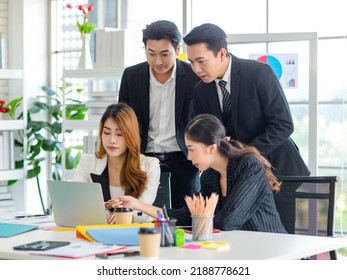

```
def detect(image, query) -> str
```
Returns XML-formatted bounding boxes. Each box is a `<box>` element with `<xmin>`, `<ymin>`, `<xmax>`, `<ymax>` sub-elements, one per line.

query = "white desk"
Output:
<box><xmin>1</xmin><ymin>223</ymin><xmax>347</xmax><ymax>260</ymax></box>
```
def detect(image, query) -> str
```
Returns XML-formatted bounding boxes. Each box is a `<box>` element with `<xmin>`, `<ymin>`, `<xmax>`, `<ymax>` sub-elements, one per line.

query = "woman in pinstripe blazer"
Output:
<box><xmin>175</xmin><ymin>114</ymin><xmax>286</xmax><ymax>232</ymax></box>
<box><xmin>111</xmin><ymin>114</ymin><xmax>286</xmax><ymax>233</ymax></box>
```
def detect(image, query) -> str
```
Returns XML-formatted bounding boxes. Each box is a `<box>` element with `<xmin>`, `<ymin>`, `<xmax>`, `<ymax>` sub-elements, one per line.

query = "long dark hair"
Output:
<box><xmin>96</xmin><ymin>103</ymin><xmax>147</xmax><ymax>198</ymax></box>
<box><xmin>184</xmin><ymin>114</ymin><xmax>281</xmax><ymax>191</ymax></box>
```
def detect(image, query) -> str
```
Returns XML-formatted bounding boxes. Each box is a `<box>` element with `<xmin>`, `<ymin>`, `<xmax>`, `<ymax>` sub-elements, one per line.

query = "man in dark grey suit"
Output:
<box><xmin>183</xmin><ymin>23</ymin><xmax>310</xmax><ymax>231</ymax></box>
<box><xmin>119</xmin><ymin>20</ymin><xmax>200</xmax><ymax>209</ymax></box>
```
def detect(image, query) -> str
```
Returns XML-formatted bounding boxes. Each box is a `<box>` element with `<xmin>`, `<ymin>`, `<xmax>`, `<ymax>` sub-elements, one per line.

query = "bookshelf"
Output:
<box><xmin>61</xmin><ymin>68</ymin><xmax>123</xmax><ymax>180</ymax></box>
<box><xmin>0</xmin><ymin>69</ymin><xmax>27</xmax><ymax>211</ymax></box>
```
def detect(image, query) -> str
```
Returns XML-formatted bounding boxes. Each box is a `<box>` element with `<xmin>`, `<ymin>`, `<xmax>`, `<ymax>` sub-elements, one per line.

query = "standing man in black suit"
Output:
<box><xmin>183</xmin><ymin>23</ymin><xmax>310</xmax><ymax>231</ymax></box>
<box><xmin>118</xmin><ymin>20</ymin><xmax>201</xmax><ymax>209</ymax></box>
<box><xmin>183</xmin><ymin>23</ymin><xmax>310</xmax><ymax>178</ymax></box>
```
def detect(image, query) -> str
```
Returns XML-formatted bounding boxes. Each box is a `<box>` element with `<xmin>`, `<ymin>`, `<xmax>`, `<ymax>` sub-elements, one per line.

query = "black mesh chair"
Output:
<box><xmin>274</xmin><ymin>176</ymin><xmax>338</xmax><ymax>260</ymax></box>
<box><xmin>153</xmin><ymin>172</ymin><xmax>172</xmax><ymax>209</ymax></box>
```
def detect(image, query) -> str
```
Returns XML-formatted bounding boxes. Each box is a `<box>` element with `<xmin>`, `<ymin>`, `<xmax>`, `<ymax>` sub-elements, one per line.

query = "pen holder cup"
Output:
<box><xmin>138</xmin><ymin>228</ymin><xmax>161</xmax><ymax>258</ymax></box>
<box><xmin>191</xmin><ymin>215</ymin><xmax>214</xmax><ymax>241</ymax></box>
<box><xmin>155</xmin><ymin>218</ymin><xmax>176</xmax><ymax>247</ymax></box>
<box><xmin>113</xmin><ymin>208</ymin><xmax>133</xmax><ymax>224</ymax></box>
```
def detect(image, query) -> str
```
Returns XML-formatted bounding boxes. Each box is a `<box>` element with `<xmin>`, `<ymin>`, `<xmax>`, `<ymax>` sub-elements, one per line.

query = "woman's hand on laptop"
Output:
<box><xmin>106</xmin><ymin>196</ymin><xmax>164</xmax><ymax>221</ymax></box>
<box><xmin>106</xmin><ymin>195</ymin><xmax>139</xmax><ymax>210</ymax></box>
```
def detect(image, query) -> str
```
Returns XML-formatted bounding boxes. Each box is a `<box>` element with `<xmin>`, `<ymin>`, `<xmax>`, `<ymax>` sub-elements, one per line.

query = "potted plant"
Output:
<box><xmin>7</xmin><ymin>83</ymin><xmax>88</xmax><ymax>213</ymax></box>
<box><xmin>66</xmin><ymin>3</ymin><xmax>95</xmax><ymax>69</ymax></box>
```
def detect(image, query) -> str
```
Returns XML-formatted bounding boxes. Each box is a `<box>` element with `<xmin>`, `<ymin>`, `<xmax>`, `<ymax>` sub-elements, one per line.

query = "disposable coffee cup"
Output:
<box><xmin>113</xmin><ymin>207</ymin><xmax>133</xmax><ymax>224</ymax></box>
<box><xmin>191</xmin><ymin>215</ymin><xmax>214</xmax><ymax>241</ymax></box>
<box><xmin>138</xmin><ymin>227</ymin><xmax>161</xmax><ymax>258</ymax></box>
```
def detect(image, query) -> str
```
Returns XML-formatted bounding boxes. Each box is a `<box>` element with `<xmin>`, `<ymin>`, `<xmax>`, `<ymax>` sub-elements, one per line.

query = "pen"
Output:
<box><xmin>162</xmin><ymin>205</ymin><xmax>169</xmax><ymax>221</ymax></box>
<box><xmin>157</xmin><ymin>210</ymin><xmax>163</xmax><ymax>219</ymax></box>
<box><xmin>15</xmin><ymin>214</ymin><xmax>47</xmax><ymax>219</ymax></box>
<box><xmin>95</xmin><ymin>253</ymin><xmax>125</xmax><ymax>259</ymax></box>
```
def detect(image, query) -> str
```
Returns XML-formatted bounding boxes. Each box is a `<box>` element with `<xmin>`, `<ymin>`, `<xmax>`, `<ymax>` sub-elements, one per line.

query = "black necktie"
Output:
<box><xmin>219</xmin><ymin>80</ymin><xmax>231</xmax><ymax>117</ymax></box>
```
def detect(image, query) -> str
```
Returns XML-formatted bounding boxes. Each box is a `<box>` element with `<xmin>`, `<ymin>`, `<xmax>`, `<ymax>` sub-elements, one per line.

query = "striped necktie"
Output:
<box><xmin>219</xmin><ymin>80</ymin><xmax>231</xmax><ymax>117</ymax></box>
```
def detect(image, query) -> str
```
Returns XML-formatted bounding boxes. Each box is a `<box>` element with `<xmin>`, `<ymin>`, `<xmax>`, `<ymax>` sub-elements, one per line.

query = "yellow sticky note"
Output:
<box><xmin>198</xmin><ymin>241</ymin><xmax>230</xmax><ymax>251</ymax></box>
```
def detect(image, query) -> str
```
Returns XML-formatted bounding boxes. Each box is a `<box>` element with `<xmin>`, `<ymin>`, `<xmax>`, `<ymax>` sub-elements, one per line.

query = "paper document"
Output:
<box><xmin>31</xmin><ymin>242</ymin><xmax>127</xmax><ymax>258</ymax></box>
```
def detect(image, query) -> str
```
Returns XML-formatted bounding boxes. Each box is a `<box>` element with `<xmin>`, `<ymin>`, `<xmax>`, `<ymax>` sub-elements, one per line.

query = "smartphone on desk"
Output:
<box><xmin>13</xmin><ymin>241</ymin><xmax>70</xmax><ymax>251</ymax></box>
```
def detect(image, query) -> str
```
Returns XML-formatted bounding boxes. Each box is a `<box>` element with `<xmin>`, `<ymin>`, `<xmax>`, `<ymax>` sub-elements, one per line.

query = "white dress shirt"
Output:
<box><xmin>146</xmin><ymin>62</ymin><xmax>181</xmax><ymax>153</ymax></box>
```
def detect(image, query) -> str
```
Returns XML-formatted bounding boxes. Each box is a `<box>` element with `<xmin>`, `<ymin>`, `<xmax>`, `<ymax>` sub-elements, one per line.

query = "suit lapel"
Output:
<box><xmin>90</xmin><ymin>156</ymin><xmax>111</xmax><ymax>201</ymax></box>
<box><xmin>206</xmin><ymin>82</ymin><xmax>224</xmax><ymax>119</ymax></box>
<box><xmin>139</xmin><ymin>64</ymin><xmax>150</xmax><ymax>132</ymax></box>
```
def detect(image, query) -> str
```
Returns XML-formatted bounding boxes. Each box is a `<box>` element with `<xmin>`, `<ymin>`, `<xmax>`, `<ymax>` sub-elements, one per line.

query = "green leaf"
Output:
<box><xmin>65</xmin><ymin>152</ymin><xmax>75</xmax><ymax>169</ymax></box>
<box><xmin>73</xmin><ymin>152</ymin><xmax>82</xmax><ymax>168</ymax></box>
<box><xmin>42</xmin><ymin>139</ymin><xmax>61</xmax><ymax>152</ymax></box>
<box><xmin>27</xmin><ymin>166</ymin><xmax>41</xmax><ymax>179</ymax></box>
<box><xmin>52</xmin><ymin>169</ymin><xmax>61</xmax><ymax>181</ymax></box>
<box><xmin>33</xmin><ymin>101</ymin><xmax>50</xmax><ymax>111</ymax></box>
<box><xmin>15</xmin><ymin>160</ymin><xmax>24</xmax><ymax>169</ymax></box>
<box><xmin>32</xmin><ymin>157</ymin><xmax>46</xmax><ymax>165</ymax></box>
<box><xmin>7</xmin><ymin>180</ymin><xmax>17</xmax><ymax>186</ymax></box>
<box><xmin>49</xmin><ymin>104</ymin><xmax>63</xmax><ymax>119</ymax></box>
<box><xmin>50</xmin><ymin>122</ymin><xmax>62</xmax><ymax>134</ymax></box>
<box><xmin>28</xmin><ymin>144</ymin><xmax>41</xmax><ymax>159</ymax></box>
<box><xmin>27</xmin><ymin>120</ymin><xmax>48</xmax><ymax>133</ymax></box>
<box><xmin>14</xmin><ymin>139</ymin><xmax>23</xmax><ymax>147</ymax></box>
<box><xmin>41</xmin><ymin>85</ymin><xmax>57</xmax><ymax>96</ymax></box>
<box><xmin>6</xmin><ymin>97</ymin><xmax>23</xmax><ymax>119</ymax></box>
<box><xmin>28</xmin><ymin>106</ymin><xmax>42</xmax><ymax>114</ymax></box>
<box><xmin>77</xmin><ymin>20</ymin><xmax>94</xmax><ymax>34</ymax></box>
<box><xmin>66</xmin><ymin>98</ymin><xmax>83</xmax><ymax>103</ymax></box>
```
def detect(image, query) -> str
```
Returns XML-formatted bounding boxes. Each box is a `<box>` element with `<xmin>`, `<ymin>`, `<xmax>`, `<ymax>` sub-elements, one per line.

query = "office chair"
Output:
<box><xmin>153</xmin><ymin>172</ymin><xmax>172</xmax><ymax>209</ymax></box>
<box><xmin>274</xmin><ymin>175</ymin><xmax>338</xmax><ymax>260</ymax></box>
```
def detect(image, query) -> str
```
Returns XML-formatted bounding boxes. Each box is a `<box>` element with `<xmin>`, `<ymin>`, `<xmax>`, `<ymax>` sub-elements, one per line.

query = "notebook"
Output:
<box><xmin>47</xmin><ymin>180</ymin><xmax>108</xmax><ymax>227</ymax></box>
<box><xmin>75</xmin><ymin>223</ymin><xmax>154</xmax><ymax>243</ymax></box>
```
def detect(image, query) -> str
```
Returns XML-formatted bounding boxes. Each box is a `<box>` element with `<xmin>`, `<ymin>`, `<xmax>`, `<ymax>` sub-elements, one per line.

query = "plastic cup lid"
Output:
<box><xmin>139</xmin><ymin>227</ymin><xmax>160</xmax><ymax>234</ymax></box>
<box><xmin>113</xmin><ymin>207</ymin><xmax>133</xmax><ymax>212</ymax></box>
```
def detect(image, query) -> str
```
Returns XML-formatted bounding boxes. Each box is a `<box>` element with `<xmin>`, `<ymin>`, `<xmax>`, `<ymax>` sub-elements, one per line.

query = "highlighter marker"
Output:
<box><xmin>175</xmin><ymin>229</ymin><xmax>185</xmax><ymax>247</ymax></box>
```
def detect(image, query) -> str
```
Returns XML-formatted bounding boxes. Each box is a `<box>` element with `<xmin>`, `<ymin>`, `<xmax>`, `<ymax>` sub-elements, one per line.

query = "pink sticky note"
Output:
<box><xmin>181</xmin><ymin>244</ymin><xmax>201</xmax><ymax>250</ymax></box>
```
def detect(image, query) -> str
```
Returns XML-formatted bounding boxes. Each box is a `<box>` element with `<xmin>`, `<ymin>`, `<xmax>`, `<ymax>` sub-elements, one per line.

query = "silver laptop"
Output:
<box><xmin>47</xmin><ymin>180</ymin><xmax>108</xmax><ymax>227</ymax></box>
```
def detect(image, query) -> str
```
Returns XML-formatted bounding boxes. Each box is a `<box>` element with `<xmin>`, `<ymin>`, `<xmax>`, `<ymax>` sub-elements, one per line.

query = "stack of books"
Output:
<box><xmin>85</xmin><ymin>91</ymin><xmax>118</xmax><ymax>121</ymax></box>
<box><xmin>94</xmin><ymin>28</ymin><xmax>142</xmax><ymax>69</ymax></box>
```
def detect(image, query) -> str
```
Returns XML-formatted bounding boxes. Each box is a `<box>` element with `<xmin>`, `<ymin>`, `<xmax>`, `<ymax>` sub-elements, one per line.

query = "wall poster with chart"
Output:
<box><xmin>249</xmin><ymin>53</ymin><xmax>298</xmax><ymax>89</ymax></box>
